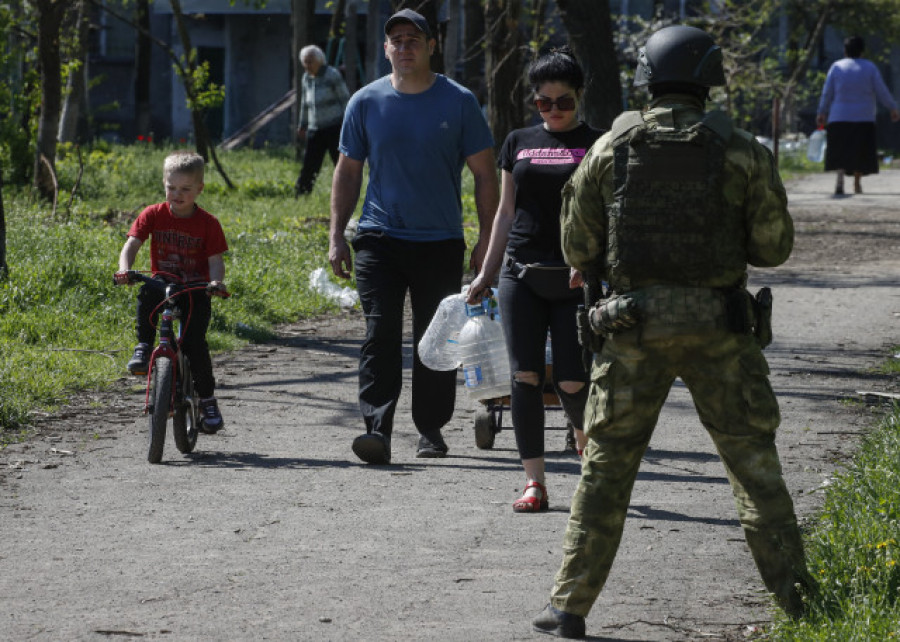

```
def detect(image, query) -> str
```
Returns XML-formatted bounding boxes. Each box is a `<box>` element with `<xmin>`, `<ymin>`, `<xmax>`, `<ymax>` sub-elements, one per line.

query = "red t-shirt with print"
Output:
<box><xmin>128</xmin><ymin>203</ymin><xmax>228</xmax><ymax>282</ymax></box>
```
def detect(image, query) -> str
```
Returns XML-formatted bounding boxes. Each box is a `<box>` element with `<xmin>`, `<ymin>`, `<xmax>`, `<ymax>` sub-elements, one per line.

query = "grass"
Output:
<box><xmin>777</xmin><ymin>148</ymin><xmax>825</xmax><ymax>181</ymax></box>
<box><xmin>0</xmin><ymin>142</ymin><xmax>487</xmax><ymax>436</ymax></box>
<box><xmin>879</xmin><ymin>347</ymin><xmax>900</xmax><ymax>375</ymax></box>
<box><xmin>766</xmin><ymin>404</ymin><xmax>900</xmax><ymax>641</ymax></box>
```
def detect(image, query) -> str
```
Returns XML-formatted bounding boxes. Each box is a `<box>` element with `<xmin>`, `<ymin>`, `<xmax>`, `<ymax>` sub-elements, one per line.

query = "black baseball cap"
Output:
<box><xmin>384</xmin><ymin>8</ymin><xmax>432</xmax><ymax>39</ymax></box>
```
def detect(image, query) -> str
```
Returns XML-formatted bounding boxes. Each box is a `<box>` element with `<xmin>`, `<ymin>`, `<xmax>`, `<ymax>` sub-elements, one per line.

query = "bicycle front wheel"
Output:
<box><xmin>148</xmin><ymin>356</ymin><xmax>173</xmax><ymax>464</ymax></box>
<box><xmin>172</xmin><ymin>355</ymin><xmax>198</xmax><ymax>454</ymax></box>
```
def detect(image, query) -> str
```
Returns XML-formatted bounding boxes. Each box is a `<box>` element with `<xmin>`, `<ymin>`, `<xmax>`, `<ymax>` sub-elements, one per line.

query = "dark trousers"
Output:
<box><xmin>136</xmin><ymin>282</ymin><xmax>215</xmax><ymax>398</ymax></box>
<box><xmin>295</xmin><ymin>123</ymin><xmax>341</xmax><ymax>195</ymax></box>
<box><xmin>351</xmin><ymin>233</ymin><xmax>465</xmax><ymax>437</ymax></box>
<box><xmin>498</xmin><ymin>267</ymin><xmax>586</xmax><ymax>459</ymax></box>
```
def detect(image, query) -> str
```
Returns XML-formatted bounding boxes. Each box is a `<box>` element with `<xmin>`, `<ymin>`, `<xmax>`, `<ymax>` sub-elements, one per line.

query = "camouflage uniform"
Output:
<box><xmin>550</xmin><ymin>95</ymin><xmax>814</xmax><ymax>618</ymax></box>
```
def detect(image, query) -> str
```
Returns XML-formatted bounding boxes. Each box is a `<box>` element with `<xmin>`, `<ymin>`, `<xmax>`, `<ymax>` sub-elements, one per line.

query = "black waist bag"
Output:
<box><xmin>505</xmin><ymin>255</ymin><xmax>579</xmax><ymax>301</ymax></box>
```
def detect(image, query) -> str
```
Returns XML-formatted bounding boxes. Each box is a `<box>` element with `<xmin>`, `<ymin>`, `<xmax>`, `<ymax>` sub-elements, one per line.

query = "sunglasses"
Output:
<box><xmin>534</xmin><ymin>96</ymin><xmax>577</xmax><ymax>112</ymax></box>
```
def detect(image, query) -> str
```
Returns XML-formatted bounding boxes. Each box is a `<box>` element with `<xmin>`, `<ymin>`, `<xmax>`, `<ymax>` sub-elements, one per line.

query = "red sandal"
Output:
<box><xmin>513</xmin><ymin>480</ymin><xmax>549</xmax><ymax>513</ymax></box>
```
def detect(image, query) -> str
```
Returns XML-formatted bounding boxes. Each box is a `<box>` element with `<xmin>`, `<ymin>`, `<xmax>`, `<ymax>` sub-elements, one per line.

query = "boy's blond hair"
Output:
<box><xmin>164</xmin><ymin>151</ymin><xmax>205</xmax><ymax>180</ymax></box>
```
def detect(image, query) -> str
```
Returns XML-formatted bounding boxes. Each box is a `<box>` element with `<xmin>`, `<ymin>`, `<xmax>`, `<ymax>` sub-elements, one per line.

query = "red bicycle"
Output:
<box><xmin>115</xmin><ymin>271</ymin><xmax>229</xmax><ymax>463</ymax></box>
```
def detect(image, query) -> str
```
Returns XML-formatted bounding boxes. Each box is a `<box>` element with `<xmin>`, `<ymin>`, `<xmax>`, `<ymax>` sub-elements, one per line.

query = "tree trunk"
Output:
<box><xmin>134</xmin><ymin>0</ymin><xmax>152</xmax><ymax>138</ymax></box>
<box><xmin>59</xmin><ymin>0</ymin><xmax>90</xmax><ymax>143</ymax></box>
<box><xmin>329</xmin><ymin>0</ymin><xmax>347</xmax><ymax>65</ymax></box>
<box><xmin>366</xmin><ymin>0</ymin><xmax>383</xmax><ymax>82</ymax></box>
<box><xmin>778</xmin><ymin>1</ymin><xmax>832</xmax><ymax>134</ymax></box>
<box><xmin>34</xmin><ymin>0</ymin><xmax>68</xmax><ymax>201</ymax></box>
<box><xmin>444</xmin><ymin>0</ymin><xmax>460</xmax><ymax>79</ymax></box>
<box><xmin>168</xmin><ymin>0</ymin><xmax>233</xmax><ymax>186</ymax></box>
<box><xmin>292</xmin><ymin>0</ymin><xmax>316</xmax><ymax>159</ymax></box>
<box><xmin>531</xmin><ymin>0</ymin><xmax>549</xmax><ymax>54</ymax></box>
<box><xmin>345</xmin><ymin>1</ymin><xmax>360</xmax><ymax>93</ymax></box>
<box><xmin>0</xmin><ymin>168</ymin><xmax>7</xmax><ymax>279</ymax></box>
<box><xmin>169</xmin><ymin>0</ymin><xmax>211</xmax><ymax>160</ymax></box>
<box><xmin>557</xmin><ymin>0</ymin><xmax>622</xmax><ymax>130</ymax></box>
<box><xmin>463</xmin><ymin>0</ymin><xmax>486</xmax><ymax>86</ymax></box>
<box><xmin>485</xmin><ymin>0</ymin><xmax>524</xmax><ymax>154</ymax></box>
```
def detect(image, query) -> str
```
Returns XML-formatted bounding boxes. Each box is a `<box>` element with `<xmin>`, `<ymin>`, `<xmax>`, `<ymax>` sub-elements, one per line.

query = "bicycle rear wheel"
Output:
<box><xmin>172</xmin><ymin>356</ymin><xmax>199</xmax><ymax>454</ymax></box>
<box><xmin>148</xmin><ymin>356</ymin><xmax>173</xmax><ymax>463</ymax></box>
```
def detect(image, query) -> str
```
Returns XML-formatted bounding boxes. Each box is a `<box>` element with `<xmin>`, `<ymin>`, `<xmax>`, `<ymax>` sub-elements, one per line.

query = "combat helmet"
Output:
<box><xmin>633</xmin><ymin>25</ymin><xmax>725</xmax><ymax>88</ymax></box>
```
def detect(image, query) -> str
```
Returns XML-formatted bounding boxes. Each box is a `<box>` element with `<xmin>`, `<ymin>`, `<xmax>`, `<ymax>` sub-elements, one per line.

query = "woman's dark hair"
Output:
<box><xmin>528</xmin><ymin>46</ymin><xmax>584</xmax><ymax>92</ymax></box>
<box><xmin>844</xmin><ymin>36</ymin><xmax>865</xmax><ymax>58</ymax></box>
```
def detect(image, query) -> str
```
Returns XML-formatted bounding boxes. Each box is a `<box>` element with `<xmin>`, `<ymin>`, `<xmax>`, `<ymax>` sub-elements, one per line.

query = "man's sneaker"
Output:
<box><xmin>416</xmin><ymin>430</ymin><xmax>449</xmax><ymax>458</ymax></box>
<box><xmin>199</xmin><ymin>397</ymin><xmax>224</xmax><ymax>434</ymax></box>
<box><xmin>532</xmin><ymin>604</ymin><xmax>586</xmax><ymax>639</ymax></box>
<box><xmin>127</xmin><ymin>343</ymin><xmax>151</xmax><ymax>376</ymax></box>
<box><xmin>352</xmin><ymin>432</ymin><xmax>391</xmax><ymax>465</ymax></box>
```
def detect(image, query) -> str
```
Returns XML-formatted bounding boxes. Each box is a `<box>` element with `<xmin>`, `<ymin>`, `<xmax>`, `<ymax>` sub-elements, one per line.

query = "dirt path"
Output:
<box><xmin>2</xmin><ymin>171</ymin><xmax>899</xmax><ymax>641</ymax></box>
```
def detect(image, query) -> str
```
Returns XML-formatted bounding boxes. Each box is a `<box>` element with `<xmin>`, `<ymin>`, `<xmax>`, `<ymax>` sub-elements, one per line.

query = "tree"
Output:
<box><xmin>0</xmin><ymin>2</ymin><xmax>36</xmax><ymax>187</ymax></box>
<box><xmin>462</xmin><ymin>0</ymin><xmax>486</xmax><ymax>85</ymax></box>
<box><xmin>33</xmin><ymin>0</ymin><xmax>70</xmax><ymax>201</ymax></box>
<box><xmin>291</xmin><ymin>0</ymin><xmax>316</xmax><ymax>156</ymax></box>
<box><xmin>58</xmin><ymin>0</ymin><xmax>90</xmax><ymax>144</ymax></box>
<box><xmin>134</xmin><ymin>0</ymin><xmax>153</xmax><ymax>138</ymax></box>
<box><xmin>557</xmin><ymin>0</ymin><xmax>622</xmax><ymax>130</ymax></box>
<box><xmin>484</xmin><ymin>0</ymin><xmax>525</xmax><ymax>152</ymax></box>
<box><xmin>92</xmin><ymin>0</ymin><xmax>234</xmax><ymax>186</ymax></box>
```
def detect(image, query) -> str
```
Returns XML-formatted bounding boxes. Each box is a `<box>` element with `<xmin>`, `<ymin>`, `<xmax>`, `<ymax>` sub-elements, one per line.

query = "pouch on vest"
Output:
<box><xmin>589</xmin><ymin>294</ymin><xmax>641</xmax><ymax>336</ymax></box>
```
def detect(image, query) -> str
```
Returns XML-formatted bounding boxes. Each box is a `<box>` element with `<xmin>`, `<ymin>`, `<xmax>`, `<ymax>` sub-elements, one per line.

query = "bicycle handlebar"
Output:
<box><xmin>113</xmin><ymin>270</ymin><xmax>231</xmax><ymax>298</ymax></box>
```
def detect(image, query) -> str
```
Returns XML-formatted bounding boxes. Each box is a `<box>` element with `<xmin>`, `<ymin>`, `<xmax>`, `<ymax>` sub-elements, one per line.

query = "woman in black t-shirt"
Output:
<box><xmin>468</xmin><ymin>48</ymin><xmax>602</xmax><ymax>513</ymax></box>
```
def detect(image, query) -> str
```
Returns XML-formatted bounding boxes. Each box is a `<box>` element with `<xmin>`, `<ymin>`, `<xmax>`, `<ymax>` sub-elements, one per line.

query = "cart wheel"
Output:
<box><xmin>474</xmin><ymin>410</ymin><xmax>497</xmax><ymax>450</ymax></box>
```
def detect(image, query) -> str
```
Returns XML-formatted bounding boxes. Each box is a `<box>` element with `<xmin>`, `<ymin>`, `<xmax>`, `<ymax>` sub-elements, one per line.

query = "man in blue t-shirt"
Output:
<box><xmin>329</xmin><ymin>8</ymin><xmax>499</xmax><ymax>465</ymax></box>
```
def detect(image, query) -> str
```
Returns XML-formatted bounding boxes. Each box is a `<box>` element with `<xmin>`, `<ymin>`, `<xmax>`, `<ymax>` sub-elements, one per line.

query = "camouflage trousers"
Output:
<box><xmin>550</xmin><ymin>328</ymin><xmax>814</xmax><ymax>618</ymax></box>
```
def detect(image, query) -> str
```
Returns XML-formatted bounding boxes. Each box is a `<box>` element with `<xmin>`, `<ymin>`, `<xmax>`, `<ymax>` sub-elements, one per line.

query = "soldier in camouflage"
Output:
<box><xmin>532</xmin><ymin>26</ymin><xmax>816</xmax><ymax>639</ymax></box>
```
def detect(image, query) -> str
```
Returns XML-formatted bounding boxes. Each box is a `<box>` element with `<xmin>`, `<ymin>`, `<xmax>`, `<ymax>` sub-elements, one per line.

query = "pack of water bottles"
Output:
<box><xmin>418</xmin><ymin>290</ymin><xmax>511</xmax><ymax>401</ymax></box>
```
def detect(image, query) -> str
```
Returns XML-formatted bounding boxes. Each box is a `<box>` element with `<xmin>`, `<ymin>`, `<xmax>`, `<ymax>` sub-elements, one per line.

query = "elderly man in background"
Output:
<box><xmin>295</xmin><ymin>44</ymin><xmax>350</xmax><ymax>197</ymax></box>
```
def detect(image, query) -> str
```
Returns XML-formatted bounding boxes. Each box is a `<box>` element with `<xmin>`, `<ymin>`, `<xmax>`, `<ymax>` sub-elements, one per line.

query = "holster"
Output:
<box><xmin>577</xmin><ymin>305</ymin><xmax>604</xmax><ymax>353</ymax></box>
<box><xmin>578</xmin><ymin>271</ymin><xmax>606</xmax><ymax>370</ymax></box>
<box><xmin>724</xmin><ymin>286</ymin><xmax>774</xmax><ymax>349</ymax></box>
<box><xmin>753</xmin><ymin>287</ymin><xmax>773</xmax><ymax>348</ymax></box>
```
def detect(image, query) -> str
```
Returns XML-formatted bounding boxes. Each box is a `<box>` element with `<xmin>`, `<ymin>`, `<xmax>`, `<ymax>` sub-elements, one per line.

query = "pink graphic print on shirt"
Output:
<box><xmin>516</xmin><ymin>148</ymin><xmax>587</xmax><ymax>165</ymax></box>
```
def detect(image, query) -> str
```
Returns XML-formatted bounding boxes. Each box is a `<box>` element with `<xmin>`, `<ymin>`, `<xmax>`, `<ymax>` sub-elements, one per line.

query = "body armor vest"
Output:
<box><xmin>605</xmin><ymin>110</ymin><xmax>747</xmax><ymax>292</ymax></box>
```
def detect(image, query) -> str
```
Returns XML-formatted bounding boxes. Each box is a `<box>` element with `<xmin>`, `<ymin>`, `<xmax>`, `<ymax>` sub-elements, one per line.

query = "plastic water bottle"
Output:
<box><xmin>458</xmin><ymin>302</ymin><xmax>511</xmax><ymax>400</ymax></box>
<box><xmin>418</xmin><ymin>294</ymin><xmax>468</xmax><ymax>371</ymax></box>
<box><xmin>807</xmin><ymin>127</ymin><xmax>826</xmax><ymax>163</ymax></box>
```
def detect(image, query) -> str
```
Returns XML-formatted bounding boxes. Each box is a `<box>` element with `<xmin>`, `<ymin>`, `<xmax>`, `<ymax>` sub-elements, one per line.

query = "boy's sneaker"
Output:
<box><xmin>199</xmin><ymin>397</ymin><xmax>224</xmax><ymax>434</ymax></box>
<box><xmin>127</xmin><ymin>343</ymin><xmax>151</xmax><ymax>376</ymax></box>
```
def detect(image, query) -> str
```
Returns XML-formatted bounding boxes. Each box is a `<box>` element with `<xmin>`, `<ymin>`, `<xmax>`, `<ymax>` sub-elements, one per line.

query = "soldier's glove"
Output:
<box><xmin>589</xmin><ymin>295</ymin><xmax>641</xmax><ymax>335</ymax></box>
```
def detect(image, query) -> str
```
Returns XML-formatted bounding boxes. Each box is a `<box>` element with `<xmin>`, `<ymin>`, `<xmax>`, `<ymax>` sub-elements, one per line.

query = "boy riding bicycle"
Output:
<box><xmin>114</xmin><ymin>151</ymin><xmax>229</xmax><ymax>433</ymax></box>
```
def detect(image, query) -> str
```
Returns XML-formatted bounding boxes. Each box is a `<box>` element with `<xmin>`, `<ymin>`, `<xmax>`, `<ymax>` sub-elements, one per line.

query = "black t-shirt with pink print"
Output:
<box><xmin>498</xmin><ymin>122</ymin><xmax>602</xmax><ymax>263</ymax></box>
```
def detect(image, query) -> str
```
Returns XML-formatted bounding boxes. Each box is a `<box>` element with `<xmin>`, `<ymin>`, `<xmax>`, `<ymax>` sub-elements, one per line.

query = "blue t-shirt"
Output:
<box><xmin>339</xmin><ymin>75</ymin><xmax>494</xmax><ymax>241</ymax></box>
